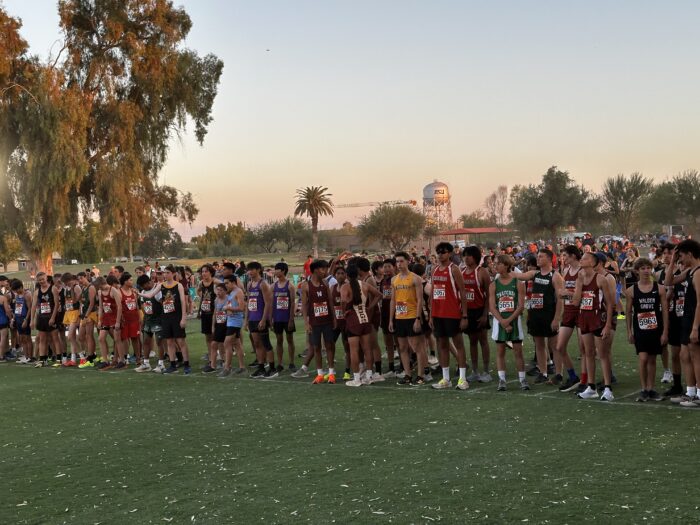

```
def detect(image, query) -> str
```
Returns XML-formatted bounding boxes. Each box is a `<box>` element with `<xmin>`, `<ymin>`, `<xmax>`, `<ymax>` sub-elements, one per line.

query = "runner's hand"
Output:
<box><xmin>413</xmin><ymin>318</ymin><xmax>421</xmax><ymax>333</ymax></box>
<box><xmin>691</xmin><ymin>328</ymin><xmax>698</xmax><ymax>345</ymax></box>
<box><xmin>660</xmin><ymin>332</ymin><xmax>668</xmax><ymax>346</ymax></box>
<box><xmin>459</xmin><ymin>318</ymin><xmax>468</xmax><ymax>331</ymax></box>
<box><xmin>180</xmin><ymin>319</ymin><xmax>186</xmax><ymax>329</ymax></box>
<box><xmin>628</xmin><ymin>333</ymin><xmax>635</xmax><ymax>344</ymax></box>
<box><xmin>388</xmin><ymin>321</ymin><xmax>394</xmax><ymax>333</ymax></box>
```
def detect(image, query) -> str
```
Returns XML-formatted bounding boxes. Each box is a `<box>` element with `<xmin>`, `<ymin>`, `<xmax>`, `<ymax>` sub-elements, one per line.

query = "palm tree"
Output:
<box><xmin>294</xmin><ymin>186</ymin><xmax>334</xmax><ymax>258</ymax></box>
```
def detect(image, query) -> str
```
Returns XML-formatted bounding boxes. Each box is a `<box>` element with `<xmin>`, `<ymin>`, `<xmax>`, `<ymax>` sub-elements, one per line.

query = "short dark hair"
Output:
<box><xmin>412</xmin><ymin>263</ymin><xmax>425</xmax><ymax>276</ymax></box>
<box><xmin>223</xmin><ymin>262</ymin><xmax>236</xmax><ymax>272</ymax></box>
<box><xmin>106</xmin><ymin>275</ymin><xmax>119</xmax><ymax>286</ymax></box>
<box><xmin>352</xmin><ymin>257</ymin><xmax>370</xmax><ymax>273</ymax></box>
<box><xmin>371</xmin><ymin>260</ymin><xmax>383</xmax><ymax>275</ymax></box>
<box><xmin>136</xmin><ymin>274</ymin><xmax>151</xmax><ymax>288</ymax></box>
<box><xmin>114</xmin><ymin>265</ymin><xmax>125</xmax><ymax>274</ymax></box>
<box><xmin>274</xmin><ymin>262</ymin><xmax>289</xmax><ymax>275</ymax></box>
<box><xmin>394</xmin><ymin>251</ymin><xmax>410</xmax><ymax>261</ymax></box>
<box><xmin>435</xmin><ymin>242</ymin><xmax>454</xmax><ymax>253</ymax></box>
<box><xmin>461</xmin><ymin>245</ymin><xmax>482</xmax><ymax>261</ymax></box>
<box><xmin>676</xmin><ymin>239</ymin><xmax>700</xmax><ymax>259</ymax></box>
<box><xmin>215</xmin><ymin>283</ymin><xmax>227</xmax><ymax>291</ymax></box>
<box><xmin>309</xmin><ymin>260</ymin><xmax>329</xmax><ymax>273</ymax></box>
<box><xmin>200</xmin><ymin>263</ymin><xmax>215</xmax><ymax>276</ymax></box>
<box><xmin>10</xmin><ymin>279</ymin><xmax>23</xmax><ymax>291</ymax></box>
<box><xmin>383</xmin><ymin>257</ymin><xmax>397</xmax><ymax>267</ymax></box>
<box><xmin>563</xmin><ymin>244</ymin><xmax>581</xmax><ymax>260</ymax></box>
<box><xmin>224</xmin><ymin>275</ymin><xmax>238</xmax><ymax>284</ymax></box>
<box><xmin>164</xmin><ymin>264</ymin><xmax>177</xmax><ymax>273</ymax></box>
<box><xmin>247</xmin><ymin>261</ymin><xmax>262</xmax><ymax>272</ymax></box>
<box><xmin>538</xmin><ymin>248</ymin><xmax>554</xmax><ymax>260</ymax></box>
<box><xmin>119</xmin><ymin>272</ymin><xmax>132</xmax><ymax>286</ymax></box>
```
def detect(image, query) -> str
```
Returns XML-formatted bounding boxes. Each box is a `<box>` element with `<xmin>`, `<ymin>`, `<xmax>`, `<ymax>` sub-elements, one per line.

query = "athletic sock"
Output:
<box><xmin>317</xmin><ymin>369</ymin><xmax>324</xmax><ymax>376</ymax></box>
<box><xmin>581</xmin><ymin>372</ymin><xmax>588</xmax><ymax>385</ymax></box>
<box><xmin>458</xmin><ymin>367</ymin><xmax>466</xmax><ymax>381</ymax></box>
<box><xmin>388</xmin><ymin>362</ymin><xmax>395</xmax><ymax>372</ymax></box>
<box><xmin>345</xmin><ymin>367</ymin><xmax>351</xmax><ymax>374</ymax></box>
<box><xmin>71</xmin><ymin>353</ymin><xmax>77</xmax><ymax>362</ymax></box>
<box><xmin>353</xmin><ymin>372</ymin><xmax>361</xmax><ymax>382</ymax></box>
<box><xmin>176</xmin><ymin>351</ymin><xmax>183</xmax><ymax>362</ymax></box>
<box><xmin>442</xmin><ymin>367</ymin><xmax>450</xmax><ymax>381</ymax></box>
<box><xmin>301</xmin><ymin>364</ymin><xmax>308</xmax><ymax>372</ymax></box>
<box><xmin>673</xmin><ymin>374</ymin><xmax>682</xmax><ymax>388</ymax></box>
<box><xmin>688</xmin><ymin>386</ymin><xmax>697</xmax><ymax>397</ymax></box>
<box><xmin>498</xmin><ymin>370</ymin><xmax>506</xmax><ymax>381</ymax></box>
<box><xmin>329</xmin><ymin>368</ymin><xmax>336</xmax><ymax>376</ymax></box>
<box><xmin>157</xmin><ymin>359</ymin><xmax>164</xmax><ymax>366</ymax></box>
<box><xmin>374</xmin><ymin>361</ymin><xmax>382</xmax><ymax>374</ymax></box>
<box><xmin>604</xmin><ymin>384</ymin><xmax>611</xmax><ymax>391</ymax></box>
<box><xmin>518</xmin><ymin>371</ymin><xmax>526</xmax><ymax>381</ymax></box>
<box><xmin>170</xmin><ymin>360</ymin><xmax>177</xmax><ymax>369</ymax></box>
<box><xmin>567</xmin><ymin>368</ymin><xmax>577</xmax><ymax>380</ymax></box>
<box><xmin>183</xmin><ymin>360</ymin><xmax>190</xmax><ymax>367</ymax></box>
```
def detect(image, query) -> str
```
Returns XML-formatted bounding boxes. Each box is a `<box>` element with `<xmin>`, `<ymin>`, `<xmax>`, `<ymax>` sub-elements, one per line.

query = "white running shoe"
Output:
<box><xmin>361</xmin><ymin>373</ymin><xmax>372</xmax><ymax>386</ymax></box>
<box><xmin>291</xmin><ymin>367</ymin><xmax>309</xmax><ymax>378</ymax></box>
<box><xmin>456</xmin><ymin>378</ymin><xmax>470</xmax><ymax>390</ymax></box>
<box><xmin>346</xmin><ymin>379</ymin><xmax>363</xmax><ymax>387</ymax></box>
<box><xmin>661</xmin><ymin>370</ymin><xmax>673</xmax><ymax>384</ymax></box>
<box><xmin>135</xmin><ymin>363</ymin><xmax>151</xmax><ymax>373</ymax></box>
<box><xmin>383</xmin><ymin>370</ymin><xmax>396</xmax><ymax>379</ymax></box>
<box><xmin>680</xmin><ymin>396</ymin><xmax>700</xmax><ymax>408</ymax></box>
<box><xmin>371</xmin><ymin>374</ymin><xmax>385</xmax><ymax>383</ymax></box>
<box><xmin>600</xmin><ymin>388</ymin><xmax>614</xmax><ymax>402</ymax></box>
<box><xmin>427</xmin><ymin>355</ymin><xmax>439</xmax><ymax>366</ymax></box>
<box><xmin>577</xmin><ymin>386</ymin><xmax>599</xmax><ymax>400</ymax></box>
<box><xmin>17</xmin><ymin>356</ymin><xmax>30</xmax><ymax>364</ymax></box>
<box><xmin>432</xmin><ymin>378</ymin><xmax>452</xmax><ymax>389</ymax></box>
<box><xmin>479</xmin><ymin>372</ymin><xmax>493</xmax><ymax>383</ymax></box>
<box><xmin>396</xmin><ymin>370</ymin><xmax>406</xmax><ymax>379</ymax></box>
<box><xmin>152</xmin><ymin>364</ymin><xmax>165</xmax><ymax>373</ymax></box>
<box><xmin>424</xmin><ymin>373</ymin><xmax>433</xmax><ymax>382</ymax></box>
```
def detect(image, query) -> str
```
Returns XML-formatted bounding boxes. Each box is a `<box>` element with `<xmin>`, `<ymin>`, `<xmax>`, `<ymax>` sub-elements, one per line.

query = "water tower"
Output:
<box><xmin>422</xmin><ymin>180</ymin><xmax>453</xmax><ymax>229</ymax></box>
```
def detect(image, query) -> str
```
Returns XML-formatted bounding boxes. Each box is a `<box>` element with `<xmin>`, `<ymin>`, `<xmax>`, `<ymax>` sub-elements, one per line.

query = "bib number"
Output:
<box><xmin>215</xmin><ymin>311</ymin><xmax>227</xmax><ymax>324</ymax></box>
<box><xmin>102</xmin><ymin>303</ymin><xmax>112</xmax><ymax>314</ymax></box>
<box><xmin>433</xmin><ymin>286</ymin><xmax>446</xmax><ymax>300</ymax></box>
<box><xmin>248</xmin><ymin>297</ymin><xmax>258</xmax><ymax>312</ymax></box>
<box><xmin>580</xmin><ymin>291</ymin><xmax>595</xmax><ymax>311</ymax></box>
<box><xmin>126</xmin><ymin>298</ymin><xmax>137</xmax><ymax>311</ymax></box>
<box><xmin>675</xmin><ymin>297</ymin><xmax>685</xmax><ymax>317</ymax></box>
<box><xmin>334</xmin><ymin>306</ymin><xmax>344</xmax><ymax>320</ymax></box>
<box><xmin>65</xmin><ymin>303</ymin><xmax>73</xmax><ymax>311</ymax></box>
<box><xmin>163</xmin><ymin>298</ymin><xmax>175</xmax><ymax>314</ymax></box>
<box><xmin>395</xmin><ymin>302</ymin><xmax>408</xmax><ymax>316</ymax></box>
<box><xmin>14</xmin><ymin>304</ymin><xmax>23</xmax><ymax>316</ymax></box>
<box><xmin>638</xmin><ymin>311</ymin><xmax>658</xmax><ymax>330</ymax></box>
<box><xmin>529</xmin><ymin>293</ymin><xmax>544</xmax><ymax>310</ymax></box>
<box><xmin>313</xmin><ymin>302</ymin><xmax>329</xmax><ymax>317</ymax></box>
<box><xmin>276</xmin><ymin>295</ymin><xmax>289</xmax><ymax>310</ymax></box>
<box><xmin>201</xmin><ymin>299</ymin><xmax>211</xmax><ymax>313</ymax></box>
<box><xmin>143</xmin><ymin>302</ymin><xmax>153</xmax><ymax>315</ymax></box>
<box><xmin>465</xmin><ymin>291</ymin><xmax>475</xmax><ymax>302</ymax></box>
<box><xmin>40</xmin><ymin>302</ymin><xmax>51</xmax><ymax>315</ymax></box>
<box><xmin>498</xmin><ymin>296</ymin><xmax>515</xmax><ymax>313</ymax></box>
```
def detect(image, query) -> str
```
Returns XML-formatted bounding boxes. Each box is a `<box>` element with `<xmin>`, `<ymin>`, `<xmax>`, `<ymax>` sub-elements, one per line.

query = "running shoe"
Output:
<box><xmin>396</xmin><ymin>370</ymin><xmax>406</xmax><ymax>379</ymax></box>
<box><xmin>679</xmin><ymin>397</ymin><xmax>700</xmax><ymax>408</ymax></box>
<box><xmin>383</xmin><ymin>370</ymin><xmax>396</xmax><ymax>379</ymax></box>
<box><xmin>520</xmin><ymin>379</ymin><xmax>530</xmax><ymax>391</ymax></box>
<box><xmin>342</xmin><ymin>371</ymin><xmax>352</xmax><ymax>381</ymax></box>
<box><xmin>526</xmin><ymin>365</ymin><xmax>539</xmax><ymax>377</ymax></box>
<box><xmin>497</xmin><ymin>379</ymin><xmax>507</xmax><ymax>392</ymax></box>
<box><xmin>152</xmin><ymin>364</ymin><xmax>165</xmax><ymax>373</ymax></box>
<box><xmin>575</xmin><ymin>383</ymin><xmax>588</xmax><ymax>394</ymax></box>
<box><xmin>99</xmin><ymin>362</ymin><xmax>115</xmax><ymax>371</ymax></box>
<box><xmin>636</xmin><ymin>390</ymin><xmax>649</xmax><ymax>402</ymax></box>
<box><xmin>34</xmin><ymin>360</ymin><xmax>45</xmax><ymax>368</ymax></box>
<box><xmin>346</xmin><ymin>379</ymin><xmax>362</xmax><ymax>387</ymax></box>
<box><xmin>534</xmin><ymin>373</ymin><xmax>548</xmax><ymax>384</ymax></box>
<box><xmin>291</xmin><ymin>368</ymin><xmax>309</xmax><ymax>378</ymax></box>
<box><xmin>479</xmin><ymin>372</ymin><xmax>493</xmax><ymax>383</ymax></box>
<box><xmin>217</xmin><ymin>368</ymin><xmax>232</xmax><ymax>378</ymax></box>
<box><xmin>397</xmin><ymin>375</ymin><xmax>412</xmax><ymax>386</ymax></box>
<box><xmin>546</xmin><ymin>374</ymin><xmax>563</xmax><ymax>386</ymax></box>
<box><xmin>52</xmin><ymin>361</ymin><xmax>62</xmax><ymax>368</ymax></box>
<box><xmin>413</xmin><ymin>377</ymin><xmax>426</xmax><ymax>386</ymax></box>
<box><xmin>617</xmin><ymin>313</ymin><xmax>626</xmax><ymax>320</ymax></box>
<box><xmin>427</xmin><ymin>354</ymin><xmax>439</xmax><ymax>366</ymax></box>
<box><xmin>162</xmin><ymin>365</ymin><xmax>179</xmax><ymax>374</ymax></box>
<box><xmin>113</xmin><ymin>362</ymin><xmax>127</xmax><ymax>370</ymax></box>
<box><xmin>326</xmin><ymin>374</ymin><xmax>336</xmax><ymax>384</ymax></box>
<box><xmin>288</xmin><ymin>363</ymin><xmax>297</xmax><ymax>372</ymax></box>
<box><xmin>467</xmin><ymin>372</ymin><xmax>480</xmax><ymax>383</ymax></box>
<box><xmin>424</xmin><ymin>373</ymin><xmax>433</xmax><ymax>382</ymax></box>
<box><xmin>558</xmin><ymin>377</ymin><xmax>580</xmax><ymax>392</ymax></box>
<box><xmin>432</xmin><ymin>378</ymin><xmax>452</xmax><ymax>390</ymax></box>
<box><xmin>276</xmin><ymin>364</ymin><xmax>284</xmax><ymax>373</ymax></box>
<box><xmin>670</xmin><ymin>394</ymin><xmax>692</xmax><ymax>404</ymax></box>
<box><xmin>95</xmin><ymin>361</ymin><xmax>109</xmax><ymax>370</ymax></box>
<box><xmin>17</xmin><ymin>356</ymin><xmax>31</xmax><ymax>365</ymax></box>
<box><xmin>312</xmin><ymin>374</ymin><xmax>325</xmax><ymax>384</ymax></box>
<box><xmin>251</xmin><ymin>367</ymin><xmax>266</xmax><ymax>379</ymax></box>
<box><xmin>600</xmin><ymin>388</ymin><xmax>614</xmax><ymax>401</ymax></box>
<box><xmin>65</xmin><ymin>360</ymin><xmax>77</xmax><ymax>367</ymax></box>
<box><xmin>663</xmin><ymin>385</ymin><xmax>683</xmax><ymax>397</ymax></box>
<box><xmin>647</xmin><ymin>390</ymin><xmax>664</xmax><ymax>402</ymax></box>
<box><xmin>248</xmin><ymin>359</ymin><xmax>260</xmax><ymax>367</ymax></box>
<box><xmin>201</xmin><ymin>364</ymin><xmax>216</xmax><ymax>374</ymax></box>
<box><xmin>370</xmin><ymin>374</ymin><xmax>385</xmax><ymax>383</ymax></box>
<box><xmin>183</xmin><ymin>366</ymin><xmax>192</xmax><ymax>375</ymax></box>
<box><xmin>661</xmin><ymin>370</ymin><xmax>673</xmax><ymax>384</ymax></box>
<box><xmin>233</xmin><ymin>367</ymin><xmax>247</xmax><ymax>375</ymax></box>
<box><xmin>135</xmin><ymin>363</ymin><xmax>151</xmax><ymax>373</ymax></box>
<box><xmin>265</xmin><ymin>368</ymin><xmax>279</xmax><ymax>379</ymax></box>
<box><xmin>455</xmin><ymin>378</ymin><xmax>469</xmax><ymax>390</ymax></box>
<box><xmin>577</xmin><ymin>386</ymin><xmax>599</xmax><ymax>400</ymax></box>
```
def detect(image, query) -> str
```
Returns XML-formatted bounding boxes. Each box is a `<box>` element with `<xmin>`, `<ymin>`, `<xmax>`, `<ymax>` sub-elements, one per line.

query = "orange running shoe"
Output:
<box><xmin>65</xmin><ymin>360</ymin><xmax>77</xmax><ymax>367</ymax></box>
<box><xmin>312</xmin><ymin>374</ymin><xmax>325</xmax><ymax>384</ymax></box>
<box><xmin>327</xmin><ymin>374</ymin><xmax>336</xmax><ymax>384</ymax></box>
<box><xmin>78</xmin><ymin>358</ymin><xmax>87</xmax><ymax>366</ymax></box>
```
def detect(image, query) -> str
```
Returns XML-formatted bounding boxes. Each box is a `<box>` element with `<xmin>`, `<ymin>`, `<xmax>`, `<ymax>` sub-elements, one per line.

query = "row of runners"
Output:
<box><xmin>2</xmin><ymin>240</ymin><xmax>700</xmax><ymax>406</ymax></box>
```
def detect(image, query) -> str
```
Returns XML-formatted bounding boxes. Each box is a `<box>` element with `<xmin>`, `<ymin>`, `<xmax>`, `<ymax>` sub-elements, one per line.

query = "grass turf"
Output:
<box><xmin>1</xmin><ymin>322</ymin><xmax>698</xmax><ymax>524</ymax></box>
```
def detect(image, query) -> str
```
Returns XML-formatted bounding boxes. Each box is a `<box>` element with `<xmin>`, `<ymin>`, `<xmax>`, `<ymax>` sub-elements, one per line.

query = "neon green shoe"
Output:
<box><xmin>78</xmin><ymin>360</ymin><xmax>94</xmax><ymax>369</ymax></box>
<box><xmin>342</xmin><ymin>372</ymin><xmax>351</xmax><ymax>381</ymax></box>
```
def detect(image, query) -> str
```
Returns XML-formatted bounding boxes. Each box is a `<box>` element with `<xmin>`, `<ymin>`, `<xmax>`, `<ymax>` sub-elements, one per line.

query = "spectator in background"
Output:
<box><xmin>303</xmin><ymin>255</ymin><xmax>313</xmax><ymax>278</ymax></box>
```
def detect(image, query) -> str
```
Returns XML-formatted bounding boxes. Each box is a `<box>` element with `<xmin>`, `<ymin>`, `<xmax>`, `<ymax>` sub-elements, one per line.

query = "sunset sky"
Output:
<box><xmin>5</xmin><ymin>0</ymin><xmax>700</xmax><ymax>239</ymax></box>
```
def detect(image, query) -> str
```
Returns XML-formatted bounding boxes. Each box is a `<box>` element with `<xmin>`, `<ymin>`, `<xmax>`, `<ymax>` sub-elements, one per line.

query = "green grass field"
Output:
<box><xmin>1</xmin><ymin>322</ymin><xmax>698</xmax><ymax>524</ymax></box>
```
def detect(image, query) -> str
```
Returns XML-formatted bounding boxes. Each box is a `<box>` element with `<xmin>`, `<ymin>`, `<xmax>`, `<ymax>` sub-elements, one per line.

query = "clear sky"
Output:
<box><xmin>4</xmin><ymin>0</ymin><xmax>700</xmax><ymax>239</ymax></box>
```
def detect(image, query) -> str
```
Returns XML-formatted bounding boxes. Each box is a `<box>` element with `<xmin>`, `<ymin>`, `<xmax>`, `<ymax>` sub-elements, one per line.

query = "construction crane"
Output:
<box><xmin>336</xmin><ymin>200</ymin><xmax>417</xmax><ymax>209</ymax></box>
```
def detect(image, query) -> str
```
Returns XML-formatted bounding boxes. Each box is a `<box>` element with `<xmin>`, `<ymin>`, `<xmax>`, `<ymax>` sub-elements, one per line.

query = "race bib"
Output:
<box><xmin>14</xmin><ymin>303</ymin><xmax>23</xmax><ymax>315</ymax></box>
<box><xmin>395</xmin><ymin>302</ymin><xmax>408</xmax><ymax>316</ymax></box>
<box><xmin>530</xmin><ymin>293</ymin><xmax>544</xmax><ymax>310</ymax></box>
<box><xmin>433</xmin><ymin>285</ymin><xmax>446</xmax><ymax>300</ymax></box>
<box><xmin>248</xmin><ymin>297</ymin><xmax>258</xmax><ymax>312</ymax></box>
<box><xmin>382</xmin><ymin>288</ymin><xmax>392</xmax><ymax>299</ymax></box>
<box><xmin>498</xmin><ymin>295</ymin><xmax>515</xmax><ymax>313</ymax></box>
<box><xmin>162</xmin><ymin>298</ymin><xmax>175</xmax><ymax>314</ymax></box>
<box><xmin>580</xmin><ymin>291</ymin><xmax>595</xmax><ymax>311</ymax></box>
<box><xmin>215</xmin><ymin>311</ymin><xmax>226</xmax><ymax>324</ymax></box>
<box><xmin>313</xmin><ymin>302</ymin><xmax>329</xmax><ymax>317</ymax></box>
<box><xmin>675</xmin><ymin>297</ymin><xmax>685</xmax><ymax>317</ymax></box>
<box><xmin>564</xmin><ymin>293</ymin><xmax>574</xmax><ymax>306</ymax></box>
<box><xmin>638</xmin><ymin>311</ymin><xmax>658</xmax><ymax>330</ymax></box>
<box><xmin>102</xmin><ymin>303</ymin><xmax>111</xmax><ymax>314</ymax></box>
<box><xmin>125</xmin><ymin>298</ymin><xmax>137</xmax><ymax>311</ymax></box>
<box><xmin>276</xmin><ymin>295</ymin><xmax>289</xmax><ymax>310</ymax></box>
<box><xmin>40</xmin><ymin>302</ymin><xmax>51</xmax><ymax>315</ymax></box>
<box><xmin>465</xmin><ymin>291</ymin><xmax>475</xmax><ymax>302</ymax></box>
<box><xmin>143</xmin><ymin>302</ymin><xmax>153</xmax><ymax>315</ymax></box>
<box><xmin>65</xmin><ymin>302</ymin><xmax>73</xmax><ymax>311</ymax></box>
<box><xmin>334</xmin><ymin>306</ymin><xmax>344</xmax><ymax>320</ymax></box>
<box><xmin>201</xmin><ymin>299</ymin><xmax>211</xmax><ymax>313</ymax></box>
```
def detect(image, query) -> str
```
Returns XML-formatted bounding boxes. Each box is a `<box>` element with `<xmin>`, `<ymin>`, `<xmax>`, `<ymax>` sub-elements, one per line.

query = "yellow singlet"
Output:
<box><xmin>393</xmin><ymin>272</ymin><xmax>418</xmax><ymax>319</ymax></box>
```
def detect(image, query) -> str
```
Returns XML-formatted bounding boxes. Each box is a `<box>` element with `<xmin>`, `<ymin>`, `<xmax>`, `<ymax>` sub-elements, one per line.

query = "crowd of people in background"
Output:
<box><xmin>1</xmin><ymin>233</ymin><xmax>699</xmax><ymax>408</ymax></box>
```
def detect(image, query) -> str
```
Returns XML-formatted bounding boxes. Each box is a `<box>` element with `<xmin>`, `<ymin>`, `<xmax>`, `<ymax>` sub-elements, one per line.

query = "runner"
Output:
<box><xmin>301</xmin><ymin>260</ymin><xmax>337</xmax><ymax>384</ymax></box>
<box><xmin>461</xmin><ymin>245</ymin><xmax>492</xmax><ymax>383</ymax></box>
<box><xmin>31</xmin><ymin>272</ymin><xmax>62</xmax><ymax>368</ymax></box>
<box><xmin>389</xmin><ymin>251</ymin><xmax>429</xmax><ymax>385</ymax></box>
<box><xmin>655</xmin><ymin>244</ymin><xmax>675</xmax><ymax>385</ymax></box>
<box><xmin>139</xmin><ymin>265</ymin><xmax>191</xmax><ymax>375</ymax></box>
<box><xmin>135</xmin><ymin>274</ymin><xmax>165</xmax><ymax>373</ymax></box>
<box><xmin>60</xmin><ymin>273</ymin><xmax>82</xmax><ymax>366</ymax></box>
<box><xmin>430</xmin><ymin>242</ymin><xmax>470</xmax><ymax>391</ymax></box>
<box><xmin>217</xmin><ymin>276</ymin><xmax>246</xmax><ymax>377</ymax></box>
<box><xmin>556</xmin><ymin>245</ymin><xmax>583</xmax><ymax>392</ymax></box>
<box><xmin>625</xmin><ymin>258</ymin><xmax>668</xmax><ymax>402</ymax></box>
<box><xmin>489</xmin><ymin>255</ymin><xmax>529</xmax><ymax>391</ymax></box>
<box><xmin>246</xmin><ymin>261</ymin><xmax>277</xmax><ymax>378</ymax></box>
<box><xmin>271</xmin><ymin>262</ymin><xmax>296</xmax><ymax>372</ymax></box>
<box><xmin>379</xmin><ymin>258</ymin><xmax>397</xmax><ymax>378</ymax></box>
<box><xmin>119</xmin><ymin>273</ymin><xmax>142</xmax><ymax>367</ymax></box>
<box><xmin>512</xmin><ymin>248</ymin><xmax>563</xmax><ymax>384</ymax></box>
<box><xmin>97</xmin><ymin>275</ymin><xmax>123</xmax><ymax>370</ymax></box>
<box><xmin>354</xmin><ymin>257</ymin><xmax>384</xmax><ymax>381</ymax></box>
<box><xmin>10</xmin><ymin>280</ymin><xmax>33</xmax><ymax>364</ymax></box>
<box><xmin>77</xmin><ymin>272</ymin><xmax>98</xmax><ymax>368</ymax></box>
<box><xmin>675</xmin><ymin>240</ymin><xmax>700</xmax><ymax>408</ymax></box>
<box><xmin>572</xmin><ymin>253</ymin><xmax>615</xmax><ymax>401</ymax></box>
<box><xmin>342</xmin><ymin>264</ymin><xmax>381</xmax><ymax>387</ymax></box>
<box><xmin>594</xmin><ymin>251</ymin><xmax>620</xmax><ymax>390</ymax></box>
<box><xmin>198</xmin><ymin>264</ymin><xmax>217</xmax><ymax>371</ymax></box>
<box><xmin>0</xmin><ymin>284</ymin><xmax>13</xmax><ymax>362</ymax></box>
<box><xmin>662</xmin><ymin>243</ymin><xmax>685</xmax><ymax>396</ymax></box>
